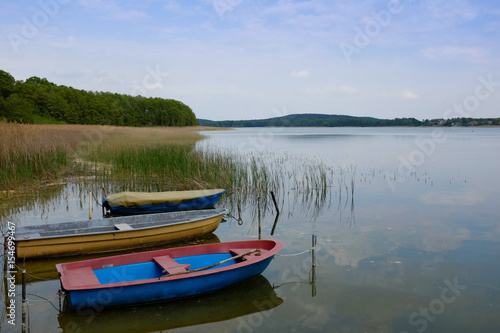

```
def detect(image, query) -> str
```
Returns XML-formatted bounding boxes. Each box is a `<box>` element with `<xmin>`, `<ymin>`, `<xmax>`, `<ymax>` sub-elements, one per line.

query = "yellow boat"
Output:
<box><xmin>15</xmin><ymin>209</ymin><xmax>227</xmax><ymax>259</ymax></box>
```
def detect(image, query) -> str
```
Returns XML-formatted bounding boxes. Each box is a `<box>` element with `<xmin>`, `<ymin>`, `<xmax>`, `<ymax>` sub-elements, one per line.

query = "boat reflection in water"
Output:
<box><xmin>57</xmin><ymin>274</ymin><xmax>283</xmax><ymax>333</ymax></box>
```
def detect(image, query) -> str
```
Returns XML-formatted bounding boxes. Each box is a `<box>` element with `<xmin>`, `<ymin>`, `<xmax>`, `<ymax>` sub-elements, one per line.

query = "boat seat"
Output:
<box><xmin>64</xmin><ymin>266</ymin><xmax>101</xmax><ymax>286</ymax></box>
<box><xmin>229</xmin><ymin>248</ymin><xmax>261</xmax><ymax>260</ymax></box>
<box><xmin>114</xmin><ymin>223</ymin><xmax>133</xmax><ymax>230</ymax></box>
<box><xmin>153</xmin><ymin>255</ymin><xmax>191</xmax><ymax>274</ymax></box>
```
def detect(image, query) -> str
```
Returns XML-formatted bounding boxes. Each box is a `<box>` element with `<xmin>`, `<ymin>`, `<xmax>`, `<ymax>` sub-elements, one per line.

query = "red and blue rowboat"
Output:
<box><xmin>56</xmin><ymin>239</ymin><xmax>283</xmax><ymax>309</ymax></box>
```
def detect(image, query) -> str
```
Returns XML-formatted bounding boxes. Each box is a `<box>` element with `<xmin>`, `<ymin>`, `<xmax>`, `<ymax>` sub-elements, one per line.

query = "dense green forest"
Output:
<box><xmin>0</xmin><ymin>69</ymin><xmax>198</xmax><ymax>126</ymax></box>
<box><xmin>199</xmin><ymin>113</ymin><xmax>500</xmax><ymax>127</ymax></box>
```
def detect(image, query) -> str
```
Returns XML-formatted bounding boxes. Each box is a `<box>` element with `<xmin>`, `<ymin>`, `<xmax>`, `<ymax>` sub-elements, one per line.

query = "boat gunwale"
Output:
<box><xmin>56</xmin><ymin>240</ymin><xmax>283</xmax><ymax>291</ymax></box>
<box><xmin>15</xmin><ymin>208</ymin><xmax>227</xmax><ymax>241</ymax></box>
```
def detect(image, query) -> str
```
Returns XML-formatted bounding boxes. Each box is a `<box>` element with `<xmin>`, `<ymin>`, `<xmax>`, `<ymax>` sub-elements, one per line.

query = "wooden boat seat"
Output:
<box><xmin>64</xmin><ymin>266</ymin><xmax>101</xmax><ymax>286</ymax></box>
<box><xmin>229</xmin><ymin>249</ymin><xmax>261</xmax><ymax>260</ymax></box>
<box><xmin>114</xmin><ymin>223</ymin><xmax>133</xmax><ymax>230</ymax></box>
<box><xmin>153</xmin><ymin>255</ymin><xmax>191</xmax><ymax>274</ymax></box>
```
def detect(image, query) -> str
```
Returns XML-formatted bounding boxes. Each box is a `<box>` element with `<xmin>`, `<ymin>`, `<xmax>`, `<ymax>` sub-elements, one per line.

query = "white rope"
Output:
<box><xmin>276</xmin><ymin>247</ymin><xmax>314</xmax><ymax>257</ymax></box>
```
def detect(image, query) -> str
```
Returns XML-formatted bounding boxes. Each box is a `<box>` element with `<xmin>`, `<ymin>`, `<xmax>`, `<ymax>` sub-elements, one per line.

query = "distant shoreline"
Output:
<box><xmin>198</xmin><ymin>113</ymin><xmax>500</xmax><ymax>128</ymax></box>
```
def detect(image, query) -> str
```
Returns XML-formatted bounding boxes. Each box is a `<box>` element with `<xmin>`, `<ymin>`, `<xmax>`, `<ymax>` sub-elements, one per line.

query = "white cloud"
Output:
<box><xmin>419</xmin><ymin>190</ymin><xmax>483</xmax><ymax>206</ymax></box>
<box><xmin>306</xmin><ymin>84</ymin><xmax>357</xmax><ymax>95</ymax></box>
<box><xmin>79</xmin><ymin>0</ymin><xmax>147</xmax><ymax>20</ymax></box>
<box><xmin>424</xmin><ymin>0</ymin><xmax>480</xmax><ymax>22</ymax></box>
<box><xmin>402</xmin><ymin>90</ymin><xmax>419</xmax><ymax>99</ymax></box>
<box><xmin>1</xmin><ymin>0</ymin><xmax>499</xmax><ymax>120</ymax></box>
<box><xmin>291</xmin><ymin>70</ymin><xmax>310</xmax><ymax>78</ymax></box>
<box><xmin>420</xmin><ymin>46</ymin><xmax>488</xmax><ymax>63</ymax></box>
<box><xmin>144</xmin><ymin>82</ymin><xmax>163</xmax><ymax>90</ymax></box>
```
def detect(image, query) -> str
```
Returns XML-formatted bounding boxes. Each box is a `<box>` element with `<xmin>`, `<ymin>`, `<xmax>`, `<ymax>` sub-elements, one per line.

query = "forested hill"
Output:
<box><xmin>0</xmin><ymin>69</ymin><xmax>198</xmax><ymax>126</ymax></box>
<box><xmin>198</xmin><ymin>114</ymin><xmax>421</xmax><ymax>127</ymax></box>
<box><xmin>199</xmin><ymin>113</ymin><xmax>500</xmax><ymax>127</ymax></box>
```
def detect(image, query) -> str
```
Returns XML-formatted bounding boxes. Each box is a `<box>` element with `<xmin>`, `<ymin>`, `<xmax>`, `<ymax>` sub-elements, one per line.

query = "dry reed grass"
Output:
<box><xmin>0</xmin><ymin>121</ymin><xmax>206</xmax><ymax>190</ymax></box>
<box><xmin>94</xmin><ymin>126</ymin><xmax>203</xmax><ymax>150</ymax></box>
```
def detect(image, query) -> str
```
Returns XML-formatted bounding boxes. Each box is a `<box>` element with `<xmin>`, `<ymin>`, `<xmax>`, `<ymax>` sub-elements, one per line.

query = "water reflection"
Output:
<box><xmin>57</xmin><ymin>275</ymin><xmax>282</xmax><ymax>333</ymax></box>
<box><xmin>1</xmin><ymin>179</ymin><xmax>356</xmax><ymax>230</ymax></box>
<box><xmin>2</xmin><ymin>127</ymin><xmax>500</xmax><ymax>332</ymax></box>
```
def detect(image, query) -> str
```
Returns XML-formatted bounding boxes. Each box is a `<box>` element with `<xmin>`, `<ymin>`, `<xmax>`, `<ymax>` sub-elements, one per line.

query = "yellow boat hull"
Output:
<box><xmin>16</xmin><ymin>213</ymin><xmax>224</xmax><ymax>259</ymax></box>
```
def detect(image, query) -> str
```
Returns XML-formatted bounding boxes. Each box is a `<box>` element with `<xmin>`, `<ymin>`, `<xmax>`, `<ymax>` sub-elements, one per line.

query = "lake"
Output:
<box><xmin>1</xmin><ymin>127</ymin><xmax>499</xmax><ymax>332</ymax></box>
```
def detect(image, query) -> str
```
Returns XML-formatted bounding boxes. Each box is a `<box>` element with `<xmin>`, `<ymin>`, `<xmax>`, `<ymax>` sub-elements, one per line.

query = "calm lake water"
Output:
<box><xmin>1</xmin><ymin>127</ymin><xmax>500</xmax><ymax>333</ymax></box>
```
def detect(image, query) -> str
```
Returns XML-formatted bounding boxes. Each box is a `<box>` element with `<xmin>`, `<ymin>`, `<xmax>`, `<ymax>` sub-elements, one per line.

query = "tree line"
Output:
<box><xmin>0</xmin><ymin>69</ymin><xmax>198</xmax><ymax>126</ymax></box>
<box><xmin>199</xmin><ymin>113</ymin><xmax>500</xmax><ymax>127</ymax></box>
<box><xmin>199</xmin><ymin>114</ymin><xmax>423</xmax><ymax>127</ymax></box>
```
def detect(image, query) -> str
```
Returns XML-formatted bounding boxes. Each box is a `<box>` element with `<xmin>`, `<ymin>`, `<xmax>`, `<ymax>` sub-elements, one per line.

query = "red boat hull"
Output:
<box><xmin>56</xmin><ymin>240</ymin><xmax>283</xmax><ymax>309</ymax></box>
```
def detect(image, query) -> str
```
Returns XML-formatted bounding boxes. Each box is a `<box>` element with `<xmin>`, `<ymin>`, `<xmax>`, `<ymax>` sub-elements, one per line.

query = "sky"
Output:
<box><xmin>1</xmin><ymin>0</ymin><xmax>500</xmax><ymax>121</ymax></box>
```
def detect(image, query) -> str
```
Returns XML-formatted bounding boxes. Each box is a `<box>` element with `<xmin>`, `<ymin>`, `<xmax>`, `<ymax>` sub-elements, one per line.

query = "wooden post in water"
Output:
<box><xmin>311</xmin><ymin>234</ymin><xmax>317</xmax><ymax>297</ymax></box>
<box><xmin>257</xmin><ymin>197</ymin><xmax>261</xmax><ymax>240</ymax></box>
<box><xmin>237</xmin><ymin>187</ymin><xmax>243</xmax><ymax>225</ymax></box>
<box><xmin>270</xmin><ymin>191</ymin><xmax>280</xmax><ymax>215</ymax></box>
<box><xmin>270</xmin><ymin>214</ymin><xmax>279</xmax><ymax>236</ymax></box>
<box><xmin>3</xmin><ymin>238</ymin><xmax>6</xmax><ymax>280</ymax></box>
<box><xmin>311</xmin><ymin>234</ymin><xmax>316</xmax><ymax>267</ymax></box>
<box><xmin>102</xmin><ymin>187</ymin><xmax>106</xmax><ymax>216</ymax></box>
<box><xmin>89</xmin><ymin>192</ymin><xmax>92</xmax><ymax>220</ymax></box>
<box><xmin>22</xmin><ymin>269</ymin><xmax>26</xmax><ymax>333</ymax></box>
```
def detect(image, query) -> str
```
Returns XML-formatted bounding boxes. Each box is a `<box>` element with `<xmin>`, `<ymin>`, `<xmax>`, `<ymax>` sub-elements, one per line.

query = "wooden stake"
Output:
<box><xmin>311</xmin><ymin>234</ymin><xmax>316</xmax><ymax>267</ymax></box>
<box><xmin>89</xmin><ymin>192</ymin><xmax>92</xmax><ymax>220</ymax></box>
<box><xmin>22</xmin><ymin>269</ymin><xmax>26</xmax><ymax>333</ymax></box>
<box><xmin>258</xmin><ymin>197</ymin><xmax>261</xmax><ymax>240</ymax></box>
<box><xmin>311</xmin><ymin>234</ymin><xmax>317</xmax><ymax>297</ymax></box>
<box><xmin>270</xmin><ymin>191</ymin><xmax>280</xmax><ymax>215</ymax></box>
<box><xmin>102</xmin><ymin>187</ymin><xmax>106</xmax><ymax>216</ymax></box>
<box><xmin>270</xmin><ymin>213</ymin><xmax>279</xmax><ymax>236</ymax></box>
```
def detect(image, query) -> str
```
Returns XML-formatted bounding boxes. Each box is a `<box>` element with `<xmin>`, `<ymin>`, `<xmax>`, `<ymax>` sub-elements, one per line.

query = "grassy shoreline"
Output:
<box><xmin>1</xmin><ymin>122</ymin><xmax>347</xmax><ymax>221</ymax></box>
<box><xmin>0</xmin><ymin>122</ymin><xmax>223</xmax><ymax>191</ymax></box>
<box><xmin>1</xmin><ymin>122</ymin><xmax>356</xmax><ymax>225</ymax></box>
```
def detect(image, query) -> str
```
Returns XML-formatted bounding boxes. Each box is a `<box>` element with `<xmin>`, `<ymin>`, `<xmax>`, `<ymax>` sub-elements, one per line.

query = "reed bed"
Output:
<box><xmin>1</xmin><ymin>122</ymin><xmax>356</xmax><ymax>223</ymax></box>
<box><xmin>0</xmin><ymin>121</ymin><xmax>93</xmax><ymax>189</ymax></box>
<box><xmin>0</xmin><ymin>122</ymin><xmax>203</xmax><ymax>190</ymax></box>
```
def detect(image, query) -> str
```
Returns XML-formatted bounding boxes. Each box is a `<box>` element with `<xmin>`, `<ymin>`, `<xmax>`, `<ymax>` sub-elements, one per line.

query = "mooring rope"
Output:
<box><xmin>276</xmin><ymin>247</ymin><xmax>315</xmax><ymax>257</ymax></box>
<box><xmin>26</xmin><ymin>293</ymin><xmax>60</xmax><ymax>311</ymax></box>
<box><xmin>91</xmin><ymin>192</ymin><xmax>103</xmax><ymax>207</ymax></box>
<box><xmin>15</xmin><ymin>264</ymin><xmax>60</xmax><ymax>281</ymax></box>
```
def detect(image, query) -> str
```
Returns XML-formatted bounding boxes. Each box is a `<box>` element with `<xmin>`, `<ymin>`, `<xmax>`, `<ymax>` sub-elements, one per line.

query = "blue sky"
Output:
<box><xmin>1</xmin><ymin>0</ymin><xmax>499</xmax><ymax>121</ymax></box>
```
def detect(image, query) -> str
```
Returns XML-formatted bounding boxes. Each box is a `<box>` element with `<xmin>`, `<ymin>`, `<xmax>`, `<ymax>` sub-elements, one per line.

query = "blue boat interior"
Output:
<box><xmin>94</xmin><ymin>253</ymin><xmax>236</xmax><ymax>284</ymax></box>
